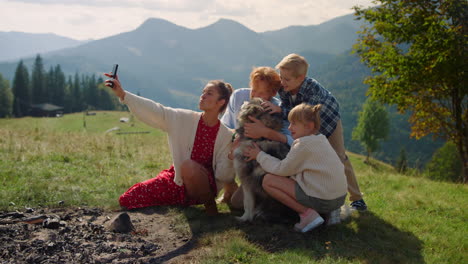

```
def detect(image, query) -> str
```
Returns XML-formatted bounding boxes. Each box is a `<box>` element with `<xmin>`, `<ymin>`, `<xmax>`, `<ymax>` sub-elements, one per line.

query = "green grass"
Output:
<box><xmin>1</xmin><ymin>111</ymin><xmax>467</xmax><ymax>263</ymax></box>
<box><xmin>0</xmin><ymin>111</ymin><xmax>171</xmax><ymax>209</ymax></box>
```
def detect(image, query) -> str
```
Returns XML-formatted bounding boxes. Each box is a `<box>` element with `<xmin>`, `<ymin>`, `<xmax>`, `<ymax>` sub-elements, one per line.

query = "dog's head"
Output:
<box><xmin>236</xmin><ymin>98</ymin><xmax>283</xmax><ymax>138</ymax></box>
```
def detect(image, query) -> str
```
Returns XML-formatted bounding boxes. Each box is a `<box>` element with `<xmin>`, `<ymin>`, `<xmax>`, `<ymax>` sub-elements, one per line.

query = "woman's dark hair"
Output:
<box><xmin>208</xmin><ymin>80</ymin><xmax>233</xmax><ymax>113</ymax></box>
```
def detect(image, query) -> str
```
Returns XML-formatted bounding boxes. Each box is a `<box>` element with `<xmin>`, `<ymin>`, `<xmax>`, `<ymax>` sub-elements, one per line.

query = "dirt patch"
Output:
<box><xmin>0</xmin><ymin>206</ymin><xmax>195</xmax><ymax>263</ymax></box>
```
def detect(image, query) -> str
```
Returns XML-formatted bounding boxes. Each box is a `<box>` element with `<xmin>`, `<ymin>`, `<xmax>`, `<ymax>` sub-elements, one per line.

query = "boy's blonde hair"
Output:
<box><xmin>249</xmin><ymin>66</ymin><xmax>282</xmax><ymax>95</ymax></box>
<box><xmin>275</xmin><ymin>53</ymin><xmax>309</xmax><ymax>77</ymax></box>
<box><xmin>288</xmin><ymin>103</ymin><xmax>322</xmax><ymax>133</ymax></box>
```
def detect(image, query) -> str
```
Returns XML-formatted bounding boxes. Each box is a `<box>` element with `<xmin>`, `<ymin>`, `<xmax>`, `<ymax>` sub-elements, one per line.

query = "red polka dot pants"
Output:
<box><xmin>119</xmin><ymin>166</ymin><xmax>193</xmax><ymax>209</ymax></box>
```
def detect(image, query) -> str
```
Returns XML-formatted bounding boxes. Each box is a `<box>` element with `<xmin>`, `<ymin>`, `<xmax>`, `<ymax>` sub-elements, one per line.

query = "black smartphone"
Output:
<box><xmin>109</xmin><ymin>64</ymin><xmax>118</xmax><ymax>87</ymax></box>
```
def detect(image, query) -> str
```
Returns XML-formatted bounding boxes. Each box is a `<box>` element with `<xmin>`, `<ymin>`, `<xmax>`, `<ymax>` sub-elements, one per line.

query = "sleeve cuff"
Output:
<box><xmin>256</xmin><ymin>151</ymin><xmax>267</xmax><ymax>162</ymax></box>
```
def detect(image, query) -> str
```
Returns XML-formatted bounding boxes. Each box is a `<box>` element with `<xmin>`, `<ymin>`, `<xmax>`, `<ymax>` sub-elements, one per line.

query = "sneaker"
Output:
<box><xmin>325</xmin><ymin>208</ymin><xmax>341</xmax><ymax>226</ymax></box>
<box><xmin>350</xmin><ymin>199</ymin><xmax>368</xmax><ymax>212</ymax></box>
<box><xmin>294</xmin><ymin>214</ymin><xmax>324</xmax><ymax>233</ymax></box>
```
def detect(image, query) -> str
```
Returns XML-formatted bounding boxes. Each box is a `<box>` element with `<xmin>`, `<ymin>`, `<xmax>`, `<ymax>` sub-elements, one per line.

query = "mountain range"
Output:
<box><xmin>0</xmin><ymin>14</ymin><xmax>364</xmax><ymax>107</ymax></box>
<box><xmin>0</xmin><ymin>14</ymin><xmax>442</xmax><ymax>166</ymax></box>
<box><xmin>0</xmin><ymin>31</ymin><xmax>85</xmax><ymax>62</ymax></box>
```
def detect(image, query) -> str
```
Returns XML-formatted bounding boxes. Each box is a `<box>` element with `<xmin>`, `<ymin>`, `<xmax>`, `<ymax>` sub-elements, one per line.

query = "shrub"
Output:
<box><xmin>424</xmin><ymin>142</ymin><xmax>462</xmax><ymax>182</ymax></box>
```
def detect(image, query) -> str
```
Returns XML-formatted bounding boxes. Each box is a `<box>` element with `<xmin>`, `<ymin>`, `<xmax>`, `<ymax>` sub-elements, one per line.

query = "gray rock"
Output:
<box><xmin>43</xmin><ymin>218</ymin><xmax>60</xmax><ymax>229</ymax></box>
<box><xmin>106</xmin><ymin>212</ymin><xmax>135</xmax><ymax>233</ymax></box>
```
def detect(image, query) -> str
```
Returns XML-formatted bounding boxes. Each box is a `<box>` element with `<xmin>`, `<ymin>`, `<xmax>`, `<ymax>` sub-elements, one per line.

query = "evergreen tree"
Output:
<box><xmin>98</xmin><ymin>86</ymin><xmax>112</xmax><ymax>110</ymax></box>
<box><xmin>49</xmin><ymin>65</ymin><xmax>65</xmax><ymax>106</ymax></box>
<box><xmin>352</xmin><ymin>97</ymin><xmax>390</xmax><ymax>162</ymax></box>
<box><xmin>81</xmin><ymin>75</ymin><xmax>90</xmax><ymax>110</ymax></box>
<box><xmin>72</xmin><ymin>72</ymin><xmax>82</xmax><ymax>112</ymax></box>
<box><xmin>0</xmin><ymin>73</ymin><xmax>13</xmax><ymax>118</ymax></box>
<box><xmin>63</xmin><ymin>76</ymin><xmax>73</xmax><ymax>113</ymax></box>
<box><xmin>10</xmin><ymin>58</ymin><xmax>121</xmax><ymax>114</ymax></box>
<box><xmin>87</xmin><ymin>75</ymin><xmax>99</xmax><ymax>109</ymax></box>
<box><xmin>12</xmin><ymin>60</ymin><xmax>30</xmax><ymax>117</ymax></box>
<box><xmin>31</xmin><ymin>55</ymin><xmax>46</xmax><ymax>104</ymax></box>
<box><xmin>46</xmin><ymin>66</ymin><xmax>55</xmax><ymax>103</ymax></box>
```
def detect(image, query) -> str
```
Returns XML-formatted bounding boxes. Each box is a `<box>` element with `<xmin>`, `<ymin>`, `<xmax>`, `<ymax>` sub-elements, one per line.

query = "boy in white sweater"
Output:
<box><xmin>244</xmin><ymin>103</ymin><xmax>347</xmax><ymax>232</ymax></box>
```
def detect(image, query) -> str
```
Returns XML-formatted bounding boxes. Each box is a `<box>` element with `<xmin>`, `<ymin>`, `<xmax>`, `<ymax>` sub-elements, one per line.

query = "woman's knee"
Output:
<box><xmin>181</xmin><ymin>159</ymin><xmax>196</xmax><ymax>170</ymax></box>
<box><xmin>181</xmin><ymin>159</ymin><xmax>210</xmax><ymax>192</ymax></box>
<box><xmin>262</xmin><ymin>174</ymin><xmax>275</xmax><ymax>190</ymax></box>
<box><xmin>181</xmin><ymin>159</ymin><xmax>198</xmax><ymax>181</ymax></box>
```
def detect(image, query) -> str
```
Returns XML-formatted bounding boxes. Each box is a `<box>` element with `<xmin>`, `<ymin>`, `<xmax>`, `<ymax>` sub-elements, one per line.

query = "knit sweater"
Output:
<box><xmin>122</xmin><ymin>92</ymin><xmax>235</xmax><ymax>192</ymax></box>
<box><xmin>256</xmin><ymin>134</ymin><xmax>347</xmax><ymax>200</ymax></box>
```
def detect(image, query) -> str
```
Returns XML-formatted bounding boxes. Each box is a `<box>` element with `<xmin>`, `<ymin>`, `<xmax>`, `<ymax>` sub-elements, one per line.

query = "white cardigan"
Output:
<box><xmin>122</xmin><ymin>92</ymin><xmax>235</xmax><ymax>192</ymax></box>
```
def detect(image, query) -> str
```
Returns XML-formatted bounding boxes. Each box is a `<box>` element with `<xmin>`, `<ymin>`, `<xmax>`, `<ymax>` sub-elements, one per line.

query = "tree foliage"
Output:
<box><xmin>1</xmin><ymin>57</ymin><xmax>123</xmax><ymax>118</ymax></box>
<box><xmin>425</xmin><ymin>141</ymin><xmax>462</xmax><ymax>182</ymax></box>
<box><xmin>46</xmin><ymin>65</ymin><xmax>66</xmax><ymax>107</ymax></box>
<box><xmin>0</xmin><ymin>73</ymin><xmax>13</xmax><ymax>117</ymax></box>
<box><xmin>353</xmin><ymin>0</ymin><xmax>468</xmax><ymax>182</ymax></box>
<box><xmin>71</xmin><ymin>72</ymin><xmax>83</xmax><ymax>113</ymax></box>
<box><xmin>31</xmin><ymin>55</ymin><xmax>46</xmax><ymax>104</ymax></box>
<box><xmin>352</xmin><ymin>97</ymin><xmax>390</xmax><ymax>161</ymax></box>
<box><xmin>12</xmin><ymin>60</ymin><xmax>30</xmax><ymax>117</ymax></box>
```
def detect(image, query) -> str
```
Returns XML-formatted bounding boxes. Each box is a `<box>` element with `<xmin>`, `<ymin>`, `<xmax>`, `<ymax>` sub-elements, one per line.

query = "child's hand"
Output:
<box><xmin>261</xmin><ymin>101</ymin><xmax>281</xmax><ymax>114</ymax></box>
<box><xmin>244</xmin><ymin>116</ymin><xmax>268</xmax><ymax>139</ymax></box>
<box><xmin>243</xmin><ymin>142</ymin><xmax>261</xmax><ymax>161</ymax></box>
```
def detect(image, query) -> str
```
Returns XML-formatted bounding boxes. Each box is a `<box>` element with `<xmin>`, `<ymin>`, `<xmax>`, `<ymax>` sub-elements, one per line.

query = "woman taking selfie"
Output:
<box><xmin>104</xmin><ymin>72</ymin><xmax>235</xmax><ymax>215</ymax></box>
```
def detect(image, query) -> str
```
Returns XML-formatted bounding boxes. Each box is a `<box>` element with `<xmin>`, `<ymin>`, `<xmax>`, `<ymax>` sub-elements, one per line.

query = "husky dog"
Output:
<box><xmin>233</xmin><ymin>98</ymin><xmax>292</xmax><ymax>222</ymax></box>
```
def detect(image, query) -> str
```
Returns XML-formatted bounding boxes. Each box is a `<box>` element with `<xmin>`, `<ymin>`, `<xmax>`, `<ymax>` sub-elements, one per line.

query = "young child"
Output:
<box><xmin>276</xmin><ymin>53</ymin><xmax>367</xmax><ymax>211</ymax></box>
<box><xmin>243</xmin><ymin>103</ymin><xmax>347</xmax><ymax>232</ymax></box>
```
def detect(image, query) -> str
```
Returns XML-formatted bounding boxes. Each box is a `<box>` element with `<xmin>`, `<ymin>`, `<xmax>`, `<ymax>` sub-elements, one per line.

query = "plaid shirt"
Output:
<box><xmin>279</xmin><ymin>77</ymin><xmax>340</xmax><ymax>138</ymax></box>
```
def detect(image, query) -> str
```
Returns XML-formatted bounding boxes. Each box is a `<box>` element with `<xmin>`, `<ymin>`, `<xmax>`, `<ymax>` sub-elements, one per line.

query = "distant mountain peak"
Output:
<box><xmin>136</xmin><ymin>18</ymin><xmax>187</xmax><ymax>32</ymax></box>
<box><xmin>140</xmin><ymin>18</ymin><xmax>175</xmax><ymax>26</ymax></box>
<box><xmin>199</xmin><ymin>18</ymin><xmax>255</xmax><ymax>34</ymax></box>
<box><xmin>213</xmin><ymin>18</ymin><xmax>242</xmax><ymax>25</ymax></box>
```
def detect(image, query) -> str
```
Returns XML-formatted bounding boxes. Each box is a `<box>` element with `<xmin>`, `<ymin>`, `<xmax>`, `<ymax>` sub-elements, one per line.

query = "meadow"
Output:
<box><xmin>0</xmin><ymin>111</ymin><xmax>466</xmax><ymax>263</ymax></box>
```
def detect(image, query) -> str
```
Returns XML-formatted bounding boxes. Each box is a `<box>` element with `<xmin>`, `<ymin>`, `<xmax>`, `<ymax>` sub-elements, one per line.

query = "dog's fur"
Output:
<box><xmin>233</xmin><ymin>98</ymin><xmax>294</xmax><ymax>222</ymax></box>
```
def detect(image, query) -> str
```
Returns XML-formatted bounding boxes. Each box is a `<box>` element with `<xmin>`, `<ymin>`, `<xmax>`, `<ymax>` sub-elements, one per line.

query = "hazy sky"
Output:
<box><xmin>0</xmin><ymin>0</ymin><xmax>376</xmax><ymax>40</ymax></box>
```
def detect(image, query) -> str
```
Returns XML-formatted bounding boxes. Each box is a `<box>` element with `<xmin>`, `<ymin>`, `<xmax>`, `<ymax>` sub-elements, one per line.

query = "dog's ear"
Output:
<box><xmin>240</xmin><ymin>101</ymin><xmax>250</xmax><ymax>110</ymax></box>
<box><xmin>250</xmin><ymin>97</ymin><xmax>264</xmax><ymax>106</ymax></box>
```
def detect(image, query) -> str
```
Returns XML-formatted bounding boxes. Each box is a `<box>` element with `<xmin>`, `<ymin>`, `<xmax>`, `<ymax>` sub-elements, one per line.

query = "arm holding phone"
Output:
<box><xmin>104</xmin><ymin>64</ymin><xmax>126</xmax><ymax>101</ymax></box>
<box><xmin>104</xmin><ymin>64</ymin><xmax>171</xmax><ymax>131</ymax></box>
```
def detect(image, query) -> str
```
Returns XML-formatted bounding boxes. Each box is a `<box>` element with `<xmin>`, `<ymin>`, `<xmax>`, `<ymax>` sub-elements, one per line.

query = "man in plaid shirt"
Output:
<box><xmin>275</xmin><ymin>53</ymin><xmax>367</xmax><ymax>212</ymax></box>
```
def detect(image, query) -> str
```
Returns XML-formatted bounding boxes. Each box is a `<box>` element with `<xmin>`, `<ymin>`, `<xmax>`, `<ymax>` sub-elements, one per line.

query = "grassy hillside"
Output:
<box><xmin>0</xmin><ymin>111</ymin><xmax>171</xmax><ymax>209</ymax></box>
<box><xmin>0</xmin><ymin>112</ymin><xmax>466</xmax><ymax>263</ymax></box>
